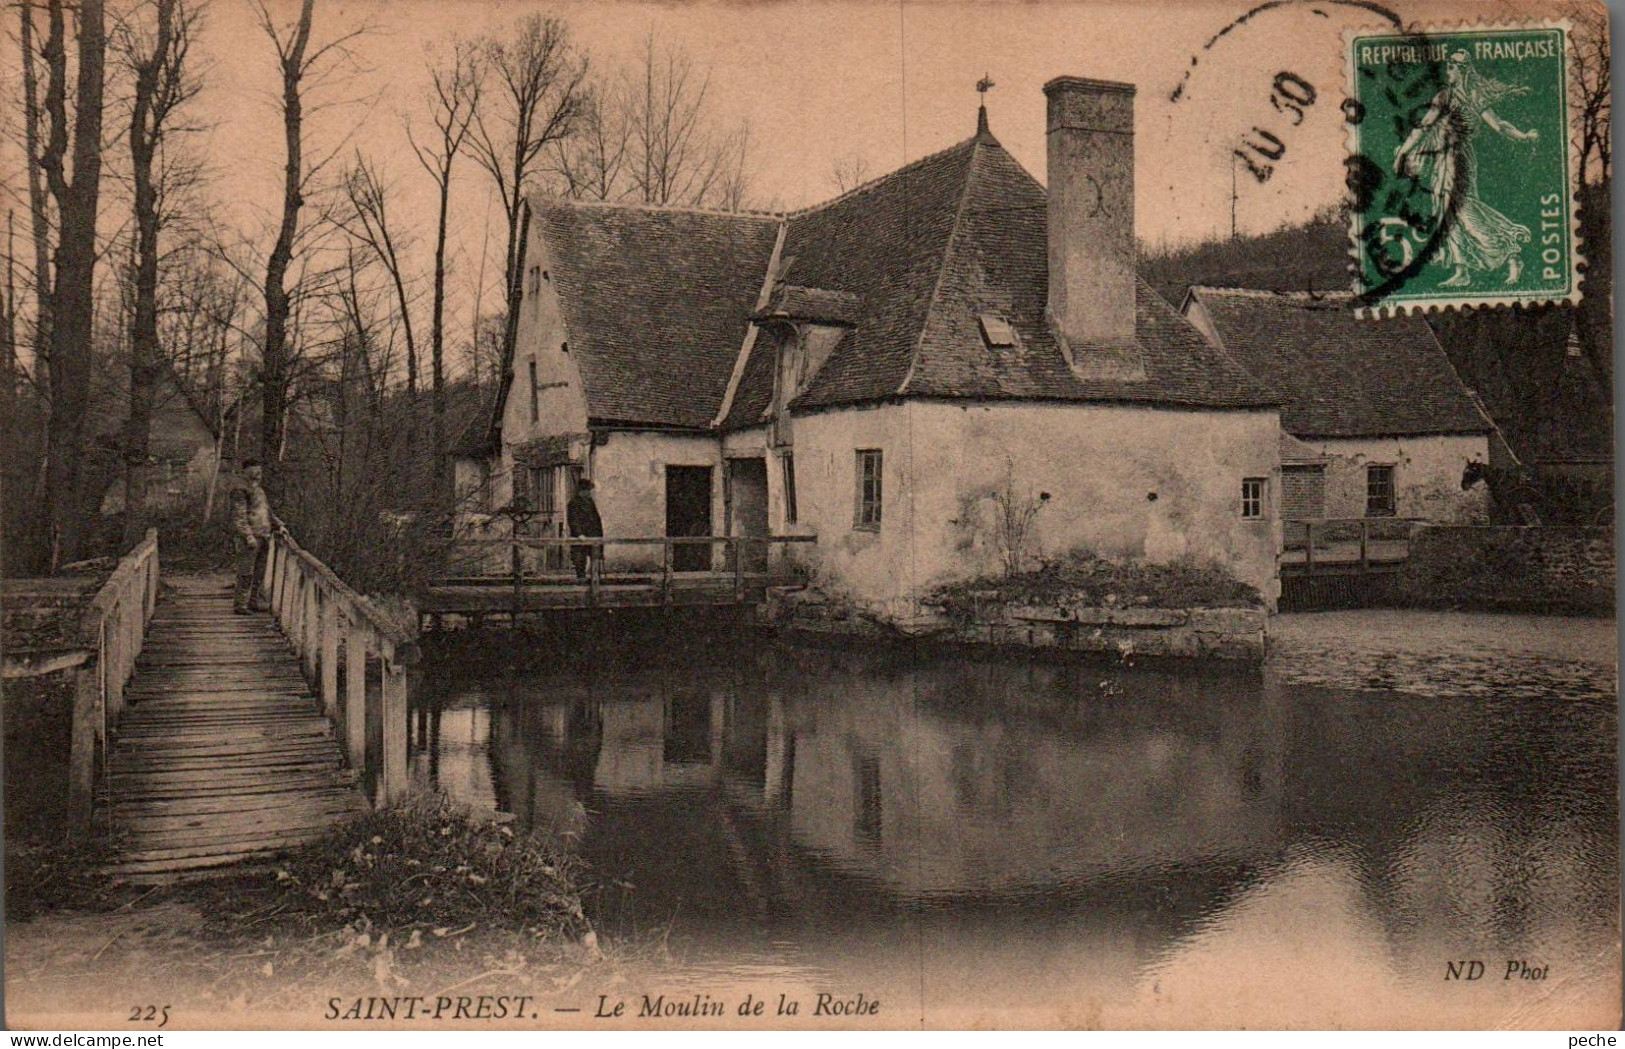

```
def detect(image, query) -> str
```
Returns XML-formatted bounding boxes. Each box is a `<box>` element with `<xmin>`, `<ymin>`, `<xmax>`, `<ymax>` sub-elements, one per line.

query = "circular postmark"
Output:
<box><xmin>1166</xmin><ymin>1</ymin><xmax>1463</xmax><ymax>305</ymax></box>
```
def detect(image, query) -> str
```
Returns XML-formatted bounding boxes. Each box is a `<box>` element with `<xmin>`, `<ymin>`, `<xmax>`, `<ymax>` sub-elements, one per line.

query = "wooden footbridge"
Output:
<box><xmin>421</xmin><ymin>534</ymin><xmax>815</xmax><ymax>628</ymax></box>
<box><xmin>4</xmin><ymin>528</ymin><xmax>418</xmax><ymax>882</ymax></box>
<box><xmin>1279</xmin><ymin>517</ymin><xmax>1420</xmax><ymax>611</ymax></box>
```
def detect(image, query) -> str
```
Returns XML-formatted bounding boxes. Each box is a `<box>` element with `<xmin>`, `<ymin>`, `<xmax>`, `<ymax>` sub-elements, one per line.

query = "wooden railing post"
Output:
<box><xmin>320</xmin><ymin>594</ymin><xmax>338</xmax><ymax>719</ymax></box>
<box><xmin>66</xmin><ymin>653</ymin><xmax>101</xmax><ymax>835</ymax></box>
<box><xmin>1359</xmin><ymin>519</ymin><xmax>1370</xmax><ymax>573</ymax></box>
<box><xmin>510</xmin><ymin>534</ymin><xmax>522</xmax><ymax>622</ymax></box>
<box><xmin>344</xmin><ymin>618</ymin><xmax>366</xmax><ymax>773</ymax></box>
<box><xmin>264</xmin><ymin>536</ymin><xmax>280</xmax><ymax>612</ymax></box>
<box><xmin>587</xmin><ymin>539</ymin><xmax>600</xmax><ymax>606</ymax></box>
<box><xmin>301</xmin><ymin>576</ymin><xmax>319</xmax><ymax>680</ymax></box>
<box><xmin>661</xmin><ymin>538</ymin><xmax>673</xmax><ymax>605</ymax></box>
<box><xmin>732</xmin><ymin>536</ymin><xmax>745</xmax><ymax>602</ymax></box>
<box><xmin>1304</xmin><ymin>521</ymin><xmax>1316</xmax><ymax>573</ymax></box>
<box><xmin>380</xmin><ymin>641</ymin><xmax>408</xmax><ymax>805</ymax></box>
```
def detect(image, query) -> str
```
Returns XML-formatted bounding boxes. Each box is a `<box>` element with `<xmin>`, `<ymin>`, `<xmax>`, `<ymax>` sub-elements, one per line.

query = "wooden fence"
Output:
<box><xmin>263</xmin><ymin>524</ymin><xmax>420</xmax><ymax>807</ymax></box>
<box><xmin>428</xmin><ymin>534</ymin><xmax>816</xmax><ymax>614</ymax></box>
<box><xmin>0</xmin><ymin>529</ymin><xmax>161</xmax><ymax>834</ymax></box>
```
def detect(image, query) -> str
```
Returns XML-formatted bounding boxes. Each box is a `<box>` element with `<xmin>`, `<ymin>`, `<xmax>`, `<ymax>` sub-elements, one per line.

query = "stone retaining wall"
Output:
<box><xmin>1394</xmin><ymin>525</ymin><xmax>1614</xmax><ymax>613</ymax></box>
<box><xmin>767</xmin><ymin>587</ymin><xmax>1268</xmax><ymax>662</ymax></box>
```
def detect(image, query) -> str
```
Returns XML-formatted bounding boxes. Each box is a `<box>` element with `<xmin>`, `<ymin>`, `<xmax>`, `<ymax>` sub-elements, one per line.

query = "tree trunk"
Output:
<box><xmin>20</xmin><ymin>1</ymin><xmax>53</xmax><ymax>380</ymax></box>
<box><xmin>430</xmin><ymin>174</ymin><xmax>450</xmax><ymax>507</ymax></box>
<box><xmin>122</xmin><ymin>0</ymin><xmax>176</xmax><ymax>548</ymax></box>
<box><xmin>40</xmin><ymin>0</ymin><xmax>106</xmax><ymax>570</ymax></box>
<box><xmin>260</xmin><ymin>0</ymin><xmax>314</xmax><ymax>503</ymax></box>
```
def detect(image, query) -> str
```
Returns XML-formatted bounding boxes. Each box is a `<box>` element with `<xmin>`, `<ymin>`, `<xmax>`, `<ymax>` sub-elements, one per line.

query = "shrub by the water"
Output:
<box><xmin>930</xmin><ymin>549</ymin><xmax>1261</xmax><ymax>621</ymax></box>
<box><xmin>220</xmin><ymin>800</ymin><xmax>590</xmax><ymax>942</ymax></box>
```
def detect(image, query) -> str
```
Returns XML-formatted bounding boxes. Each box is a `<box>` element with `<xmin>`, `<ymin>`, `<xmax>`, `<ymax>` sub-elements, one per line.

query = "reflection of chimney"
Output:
<box><xmin>1045</xmin><ymin>76</ymin><xmax>1139</xmax><ymax>369</ymax></box>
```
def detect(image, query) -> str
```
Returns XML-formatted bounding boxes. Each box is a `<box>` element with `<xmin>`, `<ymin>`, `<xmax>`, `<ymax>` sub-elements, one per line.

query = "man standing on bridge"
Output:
<box><xmin>230</xmin><ymin>458</ymin><xmax>274</xmax><ymax>614</ymax></box>
<box><xmin>567</xmin><ymin>477</ymin><xmax>604</xmax><ymax>581</ymax></box>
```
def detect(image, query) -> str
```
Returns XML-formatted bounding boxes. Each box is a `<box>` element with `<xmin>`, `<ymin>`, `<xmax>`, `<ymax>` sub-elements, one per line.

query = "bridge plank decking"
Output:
<box><xmin>102</xmin><ymin>575</ymin><xmax>365</xmax><ymax>883</ymax></box>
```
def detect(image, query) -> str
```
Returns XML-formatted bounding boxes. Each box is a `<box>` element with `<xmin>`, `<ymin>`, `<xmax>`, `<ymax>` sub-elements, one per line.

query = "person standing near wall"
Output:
<box><xmin>230</xmin><ymin>458</ymin><xmax>274</xmax><ymax>613</ymax></box>
<box><xmin>567</xmin><ymin>477</ymin><xmax>604</xmax><ymax>581</ymax></box>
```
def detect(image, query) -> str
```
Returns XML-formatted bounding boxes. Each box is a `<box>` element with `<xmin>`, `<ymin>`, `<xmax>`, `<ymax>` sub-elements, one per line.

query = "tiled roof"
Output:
<box><xmin>520</xmin><ymin>122</ymin><xmax>1278</xmax><ymax>434</ymax></box>
<box><xmin>1187</xmin><ymin>287</ymin><xmax>1491</xmax><ymax>438</ymax></box>
<box><xmin>885</xmin><ymin>138</ymin><xmax>1274</xmax><ymax>409</ymax></box>
<box><xmin>534</xmin><ymin>202</ymin><xmax>779</xmax><ymax>428</ymax></box>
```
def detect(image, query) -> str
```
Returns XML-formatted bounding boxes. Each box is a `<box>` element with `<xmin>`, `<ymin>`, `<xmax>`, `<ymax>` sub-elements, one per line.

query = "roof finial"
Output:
<box><xmin>976</xmin><ymin>73</ymin><xmax>994</xmax><ymax>136</ymax></box>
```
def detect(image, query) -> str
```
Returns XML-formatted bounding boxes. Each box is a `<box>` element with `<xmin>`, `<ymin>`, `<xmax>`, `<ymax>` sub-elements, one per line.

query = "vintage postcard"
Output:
<box><xmin>1</xmin><ymin>0</ymin><xmax>1616</xmax><ymax>1033</ymax></box>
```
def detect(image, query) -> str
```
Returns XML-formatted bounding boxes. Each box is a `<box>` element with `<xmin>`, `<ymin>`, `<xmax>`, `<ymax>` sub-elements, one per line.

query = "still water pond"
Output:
<box><xmin>411</xmin><ymin>612</ymin><xmax>1618</xmax><ymax>1028</ymax></box>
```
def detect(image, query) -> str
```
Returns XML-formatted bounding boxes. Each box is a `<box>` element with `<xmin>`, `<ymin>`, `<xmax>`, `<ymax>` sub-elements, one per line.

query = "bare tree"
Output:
<box><xmin>17</xmin><ymin>1</ymin><xmax>53</xmax><ymax>382</ymax></box>
<box><xmin>1570</xmin><ymin>2</ymin><xmax>1610</xmax><ymax>186</ymax></box>
<box><xmin>117</xmin><ymin>0</ymin><xmax>202</xmax><ymax>544</ymax></box>
<box><xmin>250</xmin><ymin>0</ymin><xmax>368</xmax><ymax>498</ymax></box>
<box><xmin>339</xmin><ymin>154</ymin><xmax>418</xmax><ymax>406</ymax></box>
<box><xmin>1</xmin><ymin>211</ymin><xmax>16</xmax><ymax>423</ymax></box>
<box><xmin>36</xmin><ymin>0</ymin><xmax>108</xmax><ymax>569</ymax></box>
<box><xmin>469</xmin><ymin>14</ymin><xmax>587</xmax><ymax>338</ymax></box>
<box><xmin>408</xmin><ymin>38</ymin><xmax>481</xmax><ymax>505</ymax></box>
<box><xmin>829</xmin><ymin>152</ymin><xmax>871</xmax><ymax>195</ymax></box>
<box><xmin>549</xmin><ymin>78</ymin><xmax>629</xmax><ymax>201</ymax></box>
<box><xmin>624</xmin><ymin>31</ymin><xmax>753</xmax><ymax>208</ymax></box>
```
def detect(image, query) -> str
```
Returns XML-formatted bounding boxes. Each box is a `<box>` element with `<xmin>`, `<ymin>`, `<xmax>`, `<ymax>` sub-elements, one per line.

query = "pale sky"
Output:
<box><xmin>3</xmin><ymin>0</ymin><xmax>1565</xmax><ymax>377</ymax></box>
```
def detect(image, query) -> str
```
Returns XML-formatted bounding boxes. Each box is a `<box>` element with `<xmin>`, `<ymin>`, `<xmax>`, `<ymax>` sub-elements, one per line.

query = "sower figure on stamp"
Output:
<box><xmin>230</xmin><ymin>458</ymin><xmax>274</xmax><ymax>614</ymax></box>
<box><xmin>1393</xmin><ymin>49</ymin><xmax>1539</xmax><ymax>288</ymax></box>
<box><xmin>567</xmin><ymin>477</ymin><xmax>604</xmax><ymax>582</ymax></box>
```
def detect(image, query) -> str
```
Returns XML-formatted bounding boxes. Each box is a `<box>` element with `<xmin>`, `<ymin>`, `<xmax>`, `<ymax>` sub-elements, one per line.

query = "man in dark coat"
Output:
<box><xmin>566</xmin><ymin>477</ymin><xmax>604</xmax><ymax>580</ymax></box>
<box><xmin>229</xmin><ymin>458</ymin><xmax>274</xmax><ymax>613</ymax></box>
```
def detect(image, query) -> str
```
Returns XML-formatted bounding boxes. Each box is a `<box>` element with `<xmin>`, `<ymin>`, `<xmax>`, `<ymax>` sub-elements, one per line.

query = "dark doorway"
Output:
<box><xmin>726</xmin><ymin>457</ymin><xmax>770</xmax><ymax>573</ymax></box>
<box><xmin>666</xmin><ymin>465</ymin><xmax>713</xmax><ymax>571</ymax></box>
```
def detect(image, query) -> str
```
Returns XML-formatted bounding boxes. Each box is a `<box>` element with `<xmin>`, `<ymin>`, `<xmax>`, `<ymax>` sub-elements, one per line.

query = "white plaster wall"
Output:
<box><xmin>784</xmin><ymin>404</ymin><xmax>915</xmax><ymax>613</ymax></box>
<box><xmin>497</xmin><ymin>224</ymin><xmax>591</xmax><ymax>506</ymax></box>
<box><xmin>790</xmin><ymin>400</ymin><xmax>1282</xmax><ymax>612</ymax></box>
<box><xmin>588</xmin><ymin>430</ymin><xmax>723</xmax><ymax>570</ymax></box>
<box><xmin>1307</xmin><ymin>434</ymin><xmax>1490</xmax><ymax>523</ymax></box>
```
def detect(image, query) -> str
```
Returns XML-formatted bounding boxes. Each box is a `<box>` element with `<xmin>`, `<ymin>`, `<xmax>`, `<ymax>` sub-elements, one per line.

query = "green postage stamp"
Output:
<box><xmin>1346</xmin><ymin>22</ymin><xmax>1578</xmax><ymax>315</ymax></box>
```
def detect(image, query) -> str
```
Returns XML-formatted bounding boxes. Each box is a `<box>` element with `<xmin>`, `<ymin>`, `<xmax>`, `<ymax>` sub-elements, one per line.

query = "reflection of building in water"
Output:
<box><xmin>781</xmin><ymin>655</ymin><xmax>1286</xmax><ymax>895</ymax></box>
<box><xmin>461</xmin><ymin>649</ymin><xmax>1287</xmax><ymax>908</ymax></box>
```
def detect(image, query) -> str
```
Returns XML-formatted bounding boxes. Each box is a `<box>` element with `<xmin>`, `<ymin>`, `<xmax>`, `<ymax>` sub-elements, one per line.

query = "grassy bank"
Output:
<box><xmin>3</xmin><ymin>799</ymin><xmax>635</xmax><ymax>1021</ymax></box>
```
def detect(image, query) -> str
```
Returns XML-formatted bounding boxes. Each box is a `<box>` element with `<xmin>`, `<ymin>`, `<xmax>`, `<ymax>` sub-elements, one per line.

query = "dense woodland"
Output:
<box><xmin>0</xmin><ymin>0</ymin><xmax>1611</xmax><ymax>586</ymax></box>
<box><xmin>0</xmin><ymin>0</ymin><xmax>757</xmax><ymax>583</ymax></box>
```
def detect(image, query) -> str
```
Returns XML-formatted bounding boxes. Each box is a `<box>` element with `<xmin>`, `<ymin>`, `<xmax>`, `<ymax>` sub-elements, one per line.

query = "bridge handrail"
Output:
<box><xmin>263</xmin><ymin>521</ymin><xmax>413</xmax><ymax>808</ymax></box>
<box><xmin>448</xmin><ymin>534</ymin><xmax>817</xmax><ymax>547</ymax></box>
<box><xmin>68</xmin><ymin>528</ymin><xmax>160</xmax><ymax>832</ymax></box>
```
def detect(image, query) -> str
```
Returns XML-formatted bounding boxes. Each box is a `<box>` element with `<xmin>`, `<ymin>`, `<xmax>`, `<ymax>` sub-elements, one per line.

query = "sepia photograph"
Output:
<box><xmin>0</xmin><ymin>0</ymin><xmax>1616</xmax><ymax>1032</ymax></box>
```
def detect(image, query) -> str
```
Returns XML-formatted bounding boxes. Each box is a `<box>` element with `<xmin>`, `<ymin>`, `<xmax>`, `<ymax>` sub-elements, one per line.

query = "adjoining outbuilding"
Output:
<box><xmin>1181</xmin><ymin>286</ymin><xmax>1495</xmax><ymax>525</ymax></box>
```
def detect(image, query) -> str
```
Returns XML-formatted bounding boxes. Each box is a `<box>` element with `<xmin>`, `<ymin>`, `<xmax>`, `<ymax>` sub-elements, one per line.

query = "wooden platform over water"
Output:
<box><xmin>101</xmin><ymin>575</ymin><xmax>365</xmax><ymax>883</ymax></box>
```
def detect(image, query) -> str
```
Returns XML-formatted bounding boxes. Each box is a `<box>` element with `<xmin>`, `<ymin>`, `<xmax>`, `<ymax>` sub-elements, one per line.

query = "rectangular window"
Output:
<box><xmin>1241</xmin><ymin>477</ymin><xmax>1266</xmax><ymax>519</ymax></box>
<box><xmin>781</xmin><ymin>452</ymin><xmax>798</xmax><ymax>525</ymax></box>
<box><xmin>1366</xmin><ymin>464</ymin><xmax>1396</xmax><ymax>517</ymax></box>
<box><xmin>855</xmin><ymin>449</ymin><xmax>882</xmax><ymax>529</ymax></box>
<box><xmin>531</xmin><ymin>465</ymin><xmax>558</xmax><ymax>515</ymax></box>
<box><xmin>528</xmin><ymin>359</ymin><xmax>539</xmax><ymax>423</ymax></box>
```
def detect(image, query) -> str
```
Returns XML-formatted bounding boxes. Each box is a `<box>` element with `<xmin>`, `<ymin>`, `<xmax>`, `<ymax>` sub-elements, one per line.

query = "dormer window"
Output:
<box><xmin>979</xmin><ymin>313</ymin><xmax>1016</xmax><ymax>347</ymax></box>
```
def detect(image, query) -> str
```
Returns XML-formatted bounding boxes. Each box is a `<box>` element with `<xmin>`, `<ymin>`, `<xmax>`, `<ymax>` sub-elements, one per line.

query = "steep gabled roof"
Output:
<box><xmin>1185</xmin><ymin>287</ymin><xmax>1491</xmax><ymax>438</ymax></box>
<box><xmin>533</xmin><ymin>201</ymin><xmax>779</xmax><ymax>429</ymax></box>
<box><xmin>515</xmin><ymin>119</ymin><xmax>1277</xmax><ymax>438</ymax></box>
<box><xmin>887</xmin><ymin>138</ymin><xmax>1273</xmax><ymax>409</ymax></box>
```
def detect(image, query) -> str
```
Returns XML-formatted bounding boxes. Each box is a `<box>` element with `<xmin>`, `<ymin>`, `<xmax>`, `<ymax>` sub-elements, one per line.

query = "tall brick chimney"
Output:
<box><xmin>1044</xmin><ymin>76</ymin><xmax>1140</xmax><ymax>372</ymax></box>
